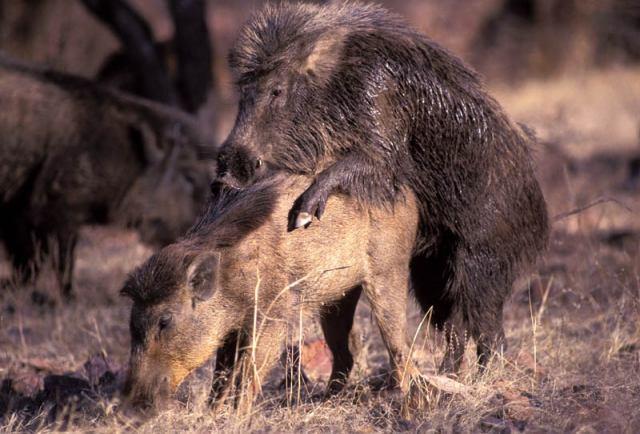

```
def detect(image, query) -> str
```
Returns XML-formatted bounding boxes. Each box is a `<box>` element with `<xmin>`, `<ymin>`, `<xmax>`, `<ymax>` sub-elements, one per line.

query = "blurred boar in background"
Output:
<box><xmin>0</xmin><ymin>55</ymin><xmax>214</xmax><ymax>298</ymax></box>
<box><xmin>215</xmin><ymin>2</ymin><xmax>549</xmax><ymax>374</ymax></box>
<box><xmin>122</xmin><ymin>175</ymin><xmax>420</xmax><ymax>410</ymax></box>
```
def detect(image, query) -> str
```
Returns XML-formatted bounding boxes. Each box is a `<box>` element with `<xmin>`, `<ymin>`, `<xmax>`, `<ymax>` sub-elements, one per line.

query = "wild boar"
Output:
<box><xmin>121</xmin><ymin>175</ymin><xmax>421</xmax><ymax>409</ymax></box>
<box><xmin>214</xmin><ymin>2</ymin><xmax>549</xmax><ymax>373</ymax></box>
<box><xmin>0</xmin><ymin>55</ymin><xmax>214</xmax><ymax>298</ymax></box>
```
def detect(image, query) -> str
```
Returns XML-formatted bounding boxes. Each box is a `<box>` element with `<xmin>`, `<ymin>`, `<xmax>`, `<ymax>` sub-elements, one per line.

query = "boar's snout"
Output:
<box><xmin>214</xmin><ymin>144</ymin><xmax>267</xmax><ymax>191</ymax></box>
<box><xmin>122</xmin><ymin>369</ymin><xmax>172</xmax><ymax>411</ymax></box>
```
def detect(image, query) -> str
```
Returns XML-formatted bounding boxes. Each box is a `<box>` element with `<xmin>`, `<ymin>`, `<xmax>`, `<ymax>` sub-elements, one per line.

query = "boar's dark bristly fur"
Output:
<box><xmin>187</xmin><ymin>181</ymin><xmax>279</xmax><ymax>247</ymax></box>
<box><xmin>219</xmin><ymin>2</ymin><xmax>550</xmax><ymax>372</ymax></box>
<box><xmin>122</xmin><ymin>245</ymin><xmax>187</xmax><ymax>306</ymax></box>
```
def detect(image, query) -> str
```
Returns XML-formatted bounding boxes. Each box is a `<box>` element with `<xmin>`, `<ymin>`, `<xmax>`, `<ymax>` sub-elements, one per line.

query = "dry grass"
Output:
<box><xmin>2</xmin><ymin>68</ymin><xmax>640</xmax><ymax>432</ymax></box>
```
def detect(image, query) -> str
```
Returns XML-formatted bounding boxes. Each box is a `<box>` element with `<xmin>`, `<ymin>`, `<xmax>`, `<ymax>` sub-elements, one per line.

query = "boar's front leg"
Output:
<box><xmin>208</xmin><ymin>331</ymin><xmax>242</xmax><ymax>409</ymax></box>
<box><xmin>289</xmin><ymin>153</ymin><xmax>397</xmax><ymax>230</ymax></box>
<box><xmin>235</xmin><ymin>318</ymin><xmax>287</xmax><ymax>414</ymax></box>
<box><xmin>209</xmin><ymin>324</ymin><xmax>285</xmax><ymax>412</ymax></box>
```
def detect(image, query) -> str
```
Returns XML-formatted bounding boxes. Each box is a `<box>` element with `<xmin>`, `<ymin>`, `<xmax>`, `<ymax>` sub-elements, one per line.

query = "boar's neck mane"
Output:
<box><xmin>123</xmin><ymin>177</ymin><xmax>281</xmax><ymax>305</ymax></box>
<box><xmin>186</xmin><ymin>176</ymin><xmax>281</xmax><ymax>247</ymax></box>
<box><xmin>122</xmin><ymin>244</ymin><xmax>188</xmax><ymax>305</ymax></box>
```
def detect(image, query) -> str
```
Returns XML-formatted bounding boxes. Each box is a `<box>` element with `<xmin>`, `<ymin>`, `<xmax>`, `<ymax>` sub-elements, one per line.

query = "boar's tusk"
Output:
<box><xmin>295</xmin><ymin>212</ymin><xmax>313</xmax><ymax>228</ymax></box>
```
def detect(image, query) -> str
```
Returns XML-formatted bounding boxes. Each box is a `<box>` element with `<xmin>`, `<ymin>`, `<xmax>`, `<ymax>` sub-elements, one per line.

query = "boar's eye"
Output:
<box><xmin>158</xmin><ymin>312</ymin><xmax>172</xmax><ymax>332</ymax></box>
<box><xmin>255</xmin><ymin>158</ymin><xmax>263</xmax><ymax>169</ymax></box>
<box><xmin>271</xmin><ymin>88</ymin><xmax>283</xmax><ymax>98</ymax></box>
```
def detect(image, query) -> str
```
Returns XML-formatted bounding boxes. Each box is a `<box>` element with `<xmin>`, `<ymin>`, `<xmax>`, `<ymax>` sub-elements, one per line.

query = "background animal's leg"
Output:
<box><xmin>54</xmin><ymin>229</ymin><xmax>77</xmax><ymax>299</ymax></box>
<box><xmin>167</xmin><ymin>0</ymin><xmax>212</xmax><ymax>112</ymax></box>
<box><xmin>290</xmin><ymin>153</ymin><xmax>397</xmax><ymax>229</ymax></box>
<box><xmin>320</xmin><ymin>285</ymin><xmax>362</xmax><ymax>396</ymax></box>
<box><xmin>80</xmin><ymin>0</ymin><xmax>177</xmax><ymax>105</ymax></box>
<box><xmin>208</xmin><ymin>331</ymin><xmax>241</xmax><ymax>409</ymax></box>
<box><xmin>1</xmin><ymin>216</ymin><xmax>39</xmax><ymax>286</ymax></box>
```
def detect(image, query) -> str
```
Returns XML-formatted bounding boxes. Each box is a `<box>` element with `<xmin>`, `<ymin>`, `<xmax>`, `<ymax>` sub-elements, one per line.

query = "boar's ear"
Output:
<box><xmin>187</xmin><ymin>252</ymin><xmax>221</xmax><ymax>303</ymax></box>
<box><xmin>301</xmin><ymin>29</ymin><xmax>347</xmax><ymax>83</ymax></box>
<box><xmin>129</xmin><ymin>122</ymin><xmax>164</xmax><ymax>165</ymax></box>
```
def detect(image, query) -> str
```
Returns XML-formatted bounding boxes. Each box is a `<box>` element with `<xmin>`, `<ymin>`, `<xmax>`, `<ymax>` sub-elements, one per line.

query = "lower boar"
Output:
<box><xmin>0</xmin><ymin>55</ymin><xmax>214</xmax><ymax>297</ymax></box>
<box><xmin>122</xmin><ymin>175</ymin><xmax>420</xmax><ymax>410</ymax></box>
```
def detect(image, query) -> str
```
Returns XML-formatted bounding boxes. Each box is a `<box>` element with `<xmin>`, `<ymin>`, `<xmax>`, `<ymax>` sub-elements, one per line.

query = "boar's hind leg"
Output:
<box><xmin>438</xmin><ymin>313</ymin><xmax>468</xmax><ymax>375</ymax></box>
<box><xmin>235</xmin><ymin>319</ymin><xmax>287</xmax><ymax>412</ymax></box>
<box><xmin>410</xmin><ymin>244</ymin><xmax>468</xmax><ymax>375</ymax></box>
<box><xmin>464</xmin><ymin>275</ymin><xmax>507</xmax><ymax>371</ymax></box>
<box><xmin>320</xmin><ymin>285</ymin><xmax>362</xmax><ymax>396</ymax></box>
<box><xmin>457</xmin><ymin>247</ymin><xmax>508</xmax><ymax>372</ymax></box>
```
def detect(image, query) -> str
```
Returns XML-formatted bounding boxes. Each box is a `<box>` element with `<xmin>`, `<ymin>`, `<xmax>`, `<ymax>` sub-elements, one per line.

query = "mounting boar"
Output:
<box><xmin>0</xmin><ymin>55</ymin><xmax>214</xmax><ymax>298</ymax></box>
<box><xmin>215</xmin><ymin>2</ymin><xmax>549</xmax><ymax>373</ymax></box>
<box><xmin>122</xmin><ymin>175</ymin><xmax>421</xmax><ymax>409</ymax></box>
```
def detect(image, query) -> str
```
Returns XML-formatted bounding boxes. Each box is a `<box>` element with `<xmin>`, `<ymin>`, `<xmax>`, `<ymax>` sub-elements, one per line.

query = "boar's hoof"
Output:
<box><xmin>295</xmin><ymin>212</ymin><xmax>313</xmax><ymax>229</ymax></box>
